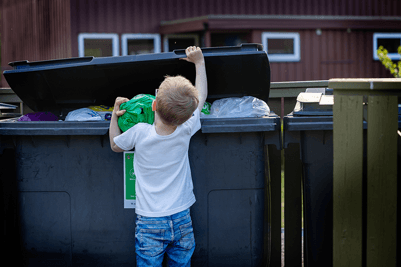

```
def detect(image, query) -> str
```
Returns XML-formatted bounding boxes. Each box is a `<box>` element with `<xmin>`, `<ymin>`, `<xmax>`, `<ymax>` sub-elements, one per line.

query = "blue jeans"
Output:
<box><xmin>135</xmin><ymin>209</ymin><xmax>195</xmax><ymax>267</ymax></box>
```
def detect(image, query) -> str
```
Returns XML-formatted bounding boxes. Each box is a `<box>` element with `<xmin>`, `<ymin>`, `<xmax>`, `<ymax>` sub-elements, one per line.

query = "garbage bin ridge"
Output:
<box><xmin>0</xmin><ymin>121</ymin><xmax>110</xmax><ymax>135</ymax></box>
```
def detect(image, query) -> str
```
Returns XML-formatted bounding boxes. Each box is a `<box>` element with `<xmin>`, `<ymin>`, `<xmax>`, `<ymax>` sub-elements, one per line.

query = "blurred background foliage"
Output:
<box><xmin>377</xmin><ymin>45</ymin><xmax>401</xmax><ymax>78</ymax></box>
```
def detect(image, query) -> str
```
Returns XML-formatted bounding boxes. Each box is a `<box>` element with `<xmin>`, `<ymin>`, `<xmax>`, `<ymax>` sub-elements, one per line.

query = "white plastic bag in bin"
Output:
<box><xmin>65</xmin><ymin>108</ymin><xmax>103</xmax><ymax>121</ymax></box>
<box><xmin>201</xmin><ymin>96</ymin><xmax>270</xmax><ymax>118</ymax></box>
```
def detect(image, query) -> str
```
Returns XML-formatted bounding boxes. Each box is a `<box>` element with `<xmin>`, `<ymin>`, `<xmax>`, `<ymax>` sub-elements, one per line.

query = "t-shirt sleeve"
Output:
<box><xmin>187</xmin><ymin>108</ymin><xmax>201</xmax><ymax>136</ymax></box>
<box><xmin>113</xmin><ymin>124</ymin><xmax>142</xmax><ymax>151</ymax></box>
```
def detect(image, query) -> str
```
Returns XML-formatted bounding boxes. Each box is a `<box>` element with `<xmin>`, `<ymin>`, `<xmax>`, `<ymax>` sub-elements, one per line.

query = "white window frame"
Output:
<box><xmin>163</xmin><ymin>34</ymin><xmax>199</xmax><ymax>52</ymax></box>
<box><xmin>78</xmin><ymin>33</ymin><xmax>119</xmax><ymax>57</ymax></box>
<box><xmin>373</xmin><ymin>33</ymin><xmax>401</xmax><ymax>60</ymax></box>
<box><xmin>262</xmin><ymin>32</ymin><xmax>301</xmax><ymax>62</ymax></box>
<box><xmin>121</xmin><ymin>34</ymin><xmax>161</xmax><ymax>56</ymax></box>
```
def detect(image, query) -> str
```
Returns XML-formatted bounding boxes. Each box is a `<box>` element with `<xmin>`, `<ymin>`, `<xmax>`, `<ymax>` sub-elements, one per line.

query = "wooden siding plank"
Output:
<box><xmin>333</xmin><ymin>93</ymin><xmax>363</xmax><ymax>267</ymax></box>
<box><xmin>311</xmin><ymin>30</ymin><xmax>319</xmax><ymax>79</ymax></box>
<box><xmin>206</xmin><ymin>18</ymin><xmax>401</xmax><ymax>30</ymax></box>
<box><xmin>366</xmin><ymin>95</ymin><xmax>397</xmax><ymax>267</ymax></box>
<box><xmin>321</xmin><ymin>28</ymin><xmax>328</xmax><ymax>79</ymax></box>
<box><xmin>270</xmin><ymin>80</ymin><xmax>329</xmax><ymax>89</ymax></box>
<box><xmin>0</xmin><ymin>0</ymin><xmax>71</xmax><ymax>87</ymax></box>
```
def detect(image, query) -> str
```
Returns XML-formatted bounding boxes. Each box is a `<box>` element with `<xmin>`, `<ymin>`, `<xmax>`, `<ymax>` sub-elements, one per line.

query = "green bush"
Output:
<box><xmin>377</xmin><ymin>46</ymin><xmax>401</xmax><ymax>78</ymax></box>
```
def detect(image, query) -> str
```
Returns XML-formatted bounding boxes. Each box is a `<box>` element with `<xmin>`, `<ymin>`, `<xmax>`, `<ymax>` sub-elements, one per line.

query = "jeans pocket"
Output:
<box><xmin>179</xmin><ymin>221</ymin><xmax>195</xmax><ymax>250</ymax></box>
<box><xmin>137</xmin><ymin>228</ymin><xmax>165</xmax><ymax>257</ymax></box>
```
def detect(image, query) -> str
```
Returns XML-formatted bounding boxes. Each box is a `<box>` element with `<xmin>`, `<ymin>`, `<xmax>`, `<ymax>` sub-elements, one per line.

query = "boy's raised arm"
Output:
<box><xmin>109</xmin><ymin>96</ymin><xmax>129</xmax><ymax>152</ymax></box>
<box><xmin>180</xmin><ymin>46</ymin><xmax>208</xmax><ymax>112</ymax></box>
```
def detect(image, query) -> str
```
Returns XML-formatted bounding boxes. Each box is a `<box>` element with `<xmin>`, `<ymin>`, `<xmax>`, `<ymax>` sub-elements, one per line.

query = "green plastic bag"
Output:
<box><xmin>201</xmin><ymin>102</ymin><xmax>211</xmax><ymax>115</ymax></box>
<box><xmin>118</xmin><ymin>94</ymin><xmax>156</xmax><ymax>132</ymax></box>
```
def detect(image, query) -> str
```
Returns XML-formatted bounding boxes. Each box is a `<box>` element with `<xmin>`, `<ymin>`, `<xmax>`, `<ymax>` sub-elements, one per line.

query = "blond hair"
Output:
<box><xmin>156</xmin><ymin>75</ymin><xmax>199</xmax><ymax>126</ymax></box>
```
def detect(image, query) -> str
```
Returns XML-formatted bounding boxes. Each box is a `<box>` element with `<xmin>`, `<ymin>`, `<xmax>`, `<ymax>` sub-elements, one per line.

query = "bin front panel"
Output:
<box><xmin>300</xmin><ymin>130</ymin><xmax>333</xmax><ymax>267</ymax></box>
<box><xmin>189</xmin><ymin>131</ymin><xmax>268</xmax><ymax>266</ymax></box>
<box><xmin>19</xmin><ymin>191</ymin><xmax>72</xmax><ymax>266</ymax></box>
<box><xmin>208</xmin><ymin>189</ymin><xmax>264</xmax><ymax>266</ymax></box>
<box><xmin>14</xmin><ymin>135</ymin><xmax>137</xmax><ymax>266</ymax></box>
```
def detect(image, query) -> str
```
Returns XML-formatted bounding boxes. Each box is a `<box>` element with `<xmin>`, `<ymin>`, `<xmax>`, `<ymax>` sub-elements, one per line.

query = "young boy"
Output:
<box><xmin>109</xmin><ymin>46</ymin><xmax>207</xmax><ymax>266</ymax></box>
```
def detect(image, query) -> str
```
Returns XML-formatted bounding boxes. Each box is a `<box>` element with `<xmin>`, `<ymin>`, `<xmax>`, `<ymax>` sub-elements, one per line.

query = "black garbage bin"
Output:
<box><xmin>284</xmin><ymin>88</ymin><xmax>334</xmax><ymax>267</ymax></box>
<box><xmin>284</xmin><ymin>89</ymin><xmax>401</xmax><ymax>267</ymax></box>
<box><xmin>1</xmin><ymin>44</ymin><xmax>281</xmax><ymax>266</ymax></box>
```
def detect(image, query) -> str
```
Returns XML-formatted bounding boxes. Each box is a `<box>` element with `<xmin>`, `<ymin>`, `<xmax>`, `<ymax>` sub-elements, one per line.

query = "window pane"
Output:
<box><xmin>168</xmin><ymin>38</ymin><xmax>195</xmax><ymax>52</ymax></box>
<box><xmin>211</xmin><ymin>33</ymin><xmax>249</xmax><ymax>47</ymax></box>
<box><xmin>377</xmin><ymin>38</ymin><xmax>401</xmax><ymax>53</ymax></box>
<box><xmin>268</xmin><ymin>39</ymin><xmax>294</xmax><ymax>54</ymax></box>
<box><xmin>84</xmin><ymin>39</ymin><xmax>113</xmax><ymax>57</ymax></box>
<box><xmin>128</xmin><ymin>39</ymin><xmax>155</xmax><ymax>55</ymax></box>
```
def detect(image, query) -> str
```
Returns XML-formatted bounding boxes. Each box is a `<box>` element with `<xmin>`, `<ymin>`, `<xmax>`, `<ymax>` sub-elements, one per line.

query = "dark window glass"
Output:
<box><xmin>84</xmin><ymin>39</ymin><xmax>113</xmax><ymax>57</ymax></box>
<box><xmin>377</xmin><ymin>38</ymin><xmax>401</xmax><ymax>53</ymax></box>
<box><xmin>168</xmin><ymin>38</ymin><xmax>196</xmax><ymax>52</ymax></box>
<box><xmin>128</xmin><ymin>39</ymin><xmax>155</xmax><ymax>55</ymax></box>
<box><xmin>211</xmin><ymin>33</ymin><xmax>249</xmax><ymax>47</ymax></box>
<box><xmin>267</xmin><ymin>38</ymin><xmax>294</xmax><ymax>54</ymax></box>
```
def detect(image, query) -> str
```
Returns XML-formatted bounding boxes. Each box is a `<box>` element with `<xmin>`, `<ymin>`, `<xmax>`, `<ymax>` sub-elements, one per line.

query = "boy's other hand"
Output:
<box><xmin>180</xmin><ymin>46</ymin><xmax>204</xmax><ymax>65</ymax></box>
<box><xmin>113</xmin><ymin>97</ymin><xmax>129</xmax><ymax>117</ymax></box>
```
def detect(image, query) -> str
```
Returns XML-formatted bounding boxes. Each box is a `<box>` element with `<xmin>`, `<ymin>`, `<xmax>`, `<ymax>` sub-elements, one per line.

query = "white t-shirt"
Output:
<box><xmin>114</xmin><ymin>109</ymin><xmax>201</xmax><ymax>217</ymax></box>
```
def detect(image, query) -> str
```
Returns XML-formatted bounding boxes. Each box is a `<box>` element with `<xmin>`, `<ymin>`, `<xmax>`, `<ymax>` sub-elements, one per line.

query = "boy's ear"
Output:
<box><xmin>152</xmin><ymin>100</ymin><xmax>156</xmax><ymax>112</ymax></box>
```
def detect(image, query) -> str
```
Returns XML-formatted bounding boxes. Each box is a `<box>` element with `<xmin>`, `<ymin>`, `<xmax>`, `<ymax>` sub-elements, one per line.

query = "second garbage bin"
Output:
<box><xmin>284</xmin><ymin>88</ymin><xmax>335</xmax><ymax>267</ymax></box>
<box><xmin>1</xmin><ymin>44</ymin><xmax>281</xmax><ymax>266</ymax></box>
<box><xmin>284</xmin><ymin>88</ymin><xmax>401</xmax><ymax>267</ymax></box>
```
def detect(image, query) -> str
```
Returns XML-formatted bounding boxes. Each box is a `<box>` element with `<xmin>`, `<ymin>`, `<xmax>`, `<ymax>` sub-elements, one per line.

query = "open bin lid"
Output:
<box><xmin>3</xmin><ymin>44</ymin><xmax>270</xmax><ymax>118</ymax></box>
<box><xmin>292</xmin><ymin>88</ymin><xmax>333</xmax><ymax>116</ymax></box>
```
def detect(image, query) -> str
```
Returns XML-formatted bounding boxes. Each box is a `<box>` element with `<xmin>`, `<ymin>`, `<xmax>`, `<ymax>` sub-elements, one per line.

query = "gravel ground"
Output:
<box><xmin>281</xmin><ymin>233</ymin><xmax>304</xmax><ymax>267</ymax></box>
<box><xmin>281</xmin><ymin>233</ymin><xmax>284</xmax><ymax>266</ymax></box>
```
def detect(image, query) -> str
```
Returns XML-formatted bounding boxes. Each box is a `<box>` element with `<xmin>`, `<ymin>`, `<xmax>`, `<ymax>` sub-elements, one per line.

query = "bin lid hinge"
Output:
<box><xmin>264</xmin><ymin>131</ymin><xmax>282</xmax><ymax>150</ymax></box>
<box><xmin>283</xmin><ymin>130</ymin><xmax>300</xmax><ymax>149</ymax></box>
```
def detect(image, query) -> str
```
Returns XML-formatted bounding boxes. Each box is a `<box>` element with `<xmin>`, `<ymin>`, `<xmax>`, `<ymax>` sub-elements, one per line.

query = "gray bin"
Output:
<box><xmin>1</xmin><ymin>44</ymin><xmax>281</xmax><ymax>266</ymax></box>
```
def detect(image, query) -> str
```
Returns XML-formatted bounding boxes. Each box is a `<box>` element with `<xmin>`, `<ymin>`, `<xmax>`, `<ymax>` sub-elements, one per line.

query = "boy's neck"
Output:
<box><xmin>154</xmin><ymin>113</ymin><xmax>177</xmax><ymax>136</ymax></box>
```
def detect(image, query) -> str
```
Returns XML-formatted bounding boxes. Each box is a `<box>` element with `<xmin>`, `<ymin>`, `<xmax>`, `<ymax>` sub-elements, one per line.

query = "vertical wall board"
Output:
<box><xmin>333</xmin><ymin>93</ymin><xmax>363</xmax><ymax>267</ymax></box>
<box><xmin>0</xmin><ymin>0</ymin><xmax>72</xmax><ymax>87</ymax></box>
<box><xmin>366</xmin><ymin>95</ymin><xmax>398</xmax><ymax>267</ymax></box>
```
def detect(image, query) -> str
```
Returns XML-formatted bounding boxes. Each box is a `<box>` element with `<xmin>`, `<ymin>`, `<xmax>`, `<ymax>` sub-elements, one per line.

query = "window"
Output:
<box><xmin>262</xmin><ymin>32</ymin><xmax>301</xmax><ymax>62</ymax></box>
<box><xmin>78</xmin><ymin>33</ymin><xmax>119</xmax><ymax>57</ymax></box>
<box><xmin>163</xmin><ymin>34</ymin><xmax>199</xmax><ymax>52</ymax></box>
<box><xmin>373</xmin><ymin>33</ymin><xmax>401</xmax><ymax>60</ymax></box>
<box><xmin>211</xmin><ymin>33</ymin><xmax>249</xmax><ymax>47</ymax></box>
<box><xmin>121</xmin><ymin>34</ymin><xmax>161</xmax><ymax>56</ymax></box>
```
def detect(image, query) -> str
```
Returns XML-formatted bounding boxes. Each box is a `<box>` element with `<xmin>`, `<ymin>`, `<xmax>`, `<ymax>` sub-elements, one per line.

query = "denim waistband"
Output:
<box><xmin>136</xmin><ymin>208</ymin><xmax>190</xmax><ymax>223</ymax></box>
